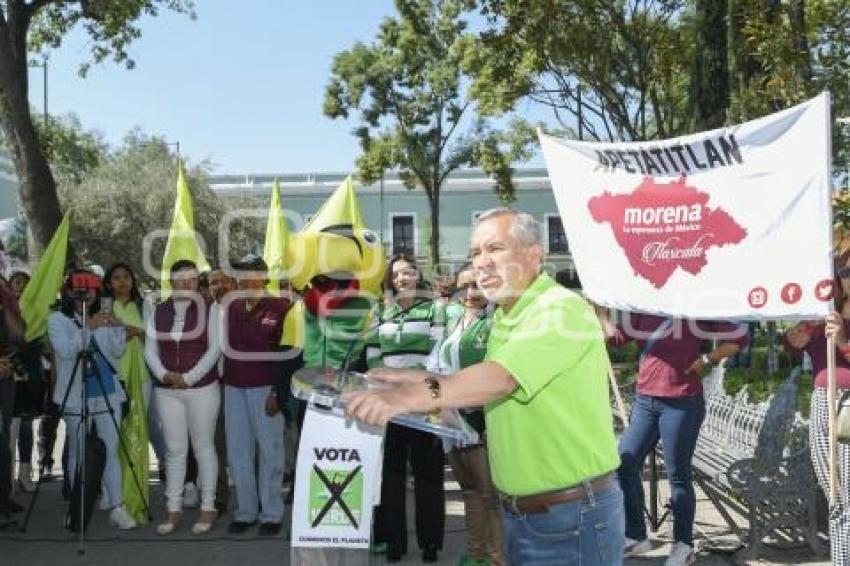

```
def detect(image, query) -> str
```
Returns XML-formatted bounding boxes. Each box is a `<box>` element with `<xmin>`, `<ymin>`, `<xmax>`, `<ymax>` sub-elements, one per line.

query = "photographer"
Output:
<box><xmin>0</xmin><ymin>275</ymin><xmax>24</xmax><ymax>525</ymax></box>
<box><xmin>47</xmin><ymin>270</ymin><xmax>137</xmax><ymax>530</ymax></box>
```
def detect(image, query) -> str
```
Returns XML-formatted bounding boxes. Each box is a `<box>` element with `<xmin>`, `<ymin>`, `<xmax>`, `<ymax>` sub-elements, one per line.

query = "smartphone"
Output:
<box><xmin>100</xmin><ymin>297</ymin><xmax>114</xmax><ymax>315</ymax></box>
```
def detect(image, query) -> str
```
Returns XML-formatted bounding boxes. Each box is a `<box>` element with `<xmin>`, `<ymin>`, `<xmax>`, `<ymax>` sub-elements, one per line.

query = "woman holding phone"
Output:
<box><xmin>102</xmin><ymin>262</ymin><xmax>153</xmax><ymax>524</ymax></box>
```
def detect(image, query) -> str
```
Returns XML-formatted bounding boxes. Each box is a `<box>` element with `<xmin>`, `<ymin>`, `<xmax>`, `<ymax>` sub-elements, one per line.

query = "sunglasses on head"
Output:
<box><xmin>839</xmin><ymin>266</ymin><xmax>850</xmax><ymax>279</ymax></box>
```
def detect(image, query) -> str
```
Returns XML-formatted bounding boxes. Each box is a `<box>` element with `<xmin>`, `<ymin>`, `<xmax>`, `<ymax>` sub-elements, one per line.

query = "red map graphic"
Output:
<box><xmin>588</xmin><ymin>176</ymin><xmax>747</xmax><ymax>288</ymax></box>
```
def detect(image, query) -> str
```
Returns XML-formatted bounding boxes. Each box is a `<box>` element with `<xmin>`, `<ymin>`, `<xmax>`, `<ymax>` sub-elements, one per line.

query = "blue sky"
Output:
<box><xmin>28</xmin><ymin>1</ymin><xmax>550</xmax><ymax>176</ymax></box>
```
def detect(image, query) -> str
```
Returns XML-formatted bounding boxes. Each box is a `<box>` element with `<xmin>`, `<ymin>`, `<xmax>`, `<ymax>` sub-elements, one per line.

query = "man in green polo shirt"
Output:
<box><xmin>344</xmin><ymin>208</ymin><xmax>624</xmax><ymax>565</ymax></box>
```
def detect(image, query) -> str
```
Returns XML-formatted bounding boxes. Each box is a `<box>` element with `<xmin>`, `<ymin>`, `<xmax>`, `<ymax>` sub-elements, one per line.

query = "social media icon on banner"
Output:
<box><xmin>781</xmin><ymin>283</ymin><xmax>802</xmax><ymax>305</ymax></box>
<box><xmin>748</xmin><ymin>287</ymin><xmax>768</xmax><ymax>309</ymax></box>
<box><xmin>814</xmin><ymin>279</ymin><xmax>835</xmax><ymax>302</ymax></box>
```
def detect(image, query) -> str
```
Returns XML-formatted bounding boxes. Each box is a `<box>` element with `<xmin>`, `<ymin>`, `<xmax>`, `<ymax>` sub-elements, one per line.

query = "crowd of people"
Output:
<box><xmin>0</xmin><ymin>206</ymin><xmax>846</xmax><ymax>566</ymax></box>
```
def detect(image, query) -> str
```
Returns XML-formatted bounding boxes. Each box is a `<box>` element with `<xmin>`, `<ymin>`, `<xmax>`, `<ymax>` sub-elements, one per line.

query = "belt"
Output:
<box><xmin>499</xmin><ymin>472</ymin><xmax>616</xmax><ymax>515</ymax></box>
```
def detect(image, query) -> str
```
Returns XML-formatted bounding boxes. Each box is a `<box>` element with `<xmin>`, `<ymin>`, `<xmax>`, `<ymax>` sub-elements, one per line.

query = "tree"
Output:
<box><xmin>471</xmin><ymin>0</ymin><xmax>849</xmax><ymax>183</ymax></box>
<box><xmin>323</xmin><ymin>0</ymin><xmax>535</xmax><ymax>266</ymax></box>
<box><xmin>36</xmin><ymin>113</ymin><xmax>106</xmax><ymax>184</ymax></box>
<box><xmin>1</xmin><ymin>112</ymin><xmax>104</xmax><ymax>261</ymax></box>
<box><xmin>469</xmin><ymin>0</ymin><xmax>693</xmax><ymax>141</ymax></box>
<box><xmin>689</xmin><ymin>0</ymin><xmax>729</xmax><ymax>131</ymax></box>
<box><xmin>0</xmin><ymin>0</ymin><xmax>194</xmax><ymax>255</ymax></box>
<box><xmin>724</xmin><ymin>0</ymin><xmax>850</xmax><ymax>185</ymax></box>
<box><xmin>59</xmin><ymin>130</ymin><xmax>261</xmax><ymax>287</ymax></box>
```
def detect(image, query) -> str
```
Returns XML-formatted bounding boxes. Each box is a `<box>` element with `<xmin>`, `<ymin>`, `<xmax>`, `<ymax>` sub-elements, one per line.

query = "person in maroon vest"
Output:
<box><xmin>221</xmin><ymin>256</ymin><xmax>292</xmax><ymax>536</ymax></box>
<box><xmin>144</xmin><ymin>260</ymin><xmax>222</xmax><ymax>536</ymax></box>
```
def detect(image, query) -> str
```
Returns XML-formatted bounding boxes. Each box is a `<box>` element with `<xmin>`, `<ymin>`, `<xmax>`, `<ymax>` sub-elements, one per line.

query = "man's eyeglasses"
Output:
<box><xmin>838</xmin><ymin>267</ymin><xmax>850</xmax><ymax>279</ymax></box>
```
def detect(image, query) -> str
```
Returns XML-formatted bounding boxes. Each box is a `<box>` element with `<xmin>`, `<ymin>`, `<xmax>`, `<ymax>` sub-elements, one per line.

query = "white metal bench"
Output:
<box><xmin>693</xmin><ymin>367</ymin><xmax>821</xmax><ymax>554</ymax></box>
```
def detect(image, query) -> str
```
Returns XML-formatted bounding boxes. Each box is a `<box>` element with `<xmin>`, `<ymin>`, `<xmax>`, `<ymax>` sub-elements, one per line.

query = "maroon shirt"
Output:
<box><xmin>784</xmin><ymin>320</ymin><xmax>850</xmax><ymax>389</ymax></box>
<box><xmin>222</xmin><ymin>296</ymin><xmax>290</xmax><ymax>388</ymax></box>
<box><xmin>611</xmin><ymin>313</ymin><xmax>749</xmax><ymax>398</ymax></box>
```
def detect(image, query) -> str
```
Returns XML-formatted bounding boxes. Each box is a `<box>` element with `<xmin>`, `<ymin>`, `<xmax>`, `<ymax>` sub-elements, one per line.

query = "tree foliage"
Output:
<box><xmin>469</xmin><ymin>0</ymin><xmax>693</xmax><ymax>141</ymax></box>
<box><xmin>28</xmin><ymin>0</ymin><xmax>196</xmax><ymax>76</ymax></box>
<box><xmin>35</xmin><ymin>113</ymin><xmax>106</xmax><ymax>183</ymax></box>
<box><xmin>58</xmin><ymin>130</ymin><xmax>261</xmax><ymax>287</ymax></box>
<box><xmin>470</xmin><ymin>0</ymin><xmax>850</xmax><ymax>184</ymax></box>
<box><xmin>324</xmin><ymin>0</ymin><xmax>536</xmax><ymax>265</ymax></box>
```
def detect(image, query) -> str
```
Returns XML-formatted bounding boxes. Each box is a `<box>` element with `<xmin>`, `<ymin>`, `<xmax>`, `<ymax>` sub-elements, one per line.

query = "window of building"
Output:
<box><xmin>546</xmin><ymin>215</ymin><xmax>569</xmax><ymax>254</ymax></box>
<box><xmin>391</xmin><ymin>213</ymin><xmax>416</xmax><ymax>256</ymax></box>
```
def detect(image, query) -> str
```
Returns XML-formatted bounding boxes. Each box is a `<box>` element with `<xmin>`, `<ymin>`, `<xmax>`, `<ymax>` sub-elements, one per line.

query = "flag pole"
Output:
<box><xmin>606</xmin><ymin>356</ymin><xmax>629</xmax><ymax>424</ymax></box>
<box><xmin>827</xmin><ymin>334</ymin><xmax>839</xmax><ymax>507</ymax></box>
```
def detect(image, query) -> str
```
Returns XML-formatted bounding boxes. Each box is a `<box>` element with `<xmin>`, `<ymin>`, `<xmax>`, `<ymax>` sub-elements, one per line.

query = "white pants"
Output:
<box><xmin>154</xmin><ymin>382</ymin><xmax>220</xmax><ymax>512</ymax></box>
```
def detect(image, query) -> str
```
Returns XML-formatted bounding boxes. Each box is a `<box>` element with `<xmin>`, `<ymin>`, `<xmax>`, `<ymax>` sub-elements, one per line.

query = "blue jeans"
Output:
<box><xmin>225</xmin><ymin>385</ymin><xmax>285</xmax><ymax>523</ymax></box>
<box><xmin>503</xmin><ymin>481</ymin><xmax>624</xmax><ymax>565</ymax></box>
<box><xmin>618</xmin><ymin>394</ymin><xmax>705</xmax><ymax>545</ymax></box>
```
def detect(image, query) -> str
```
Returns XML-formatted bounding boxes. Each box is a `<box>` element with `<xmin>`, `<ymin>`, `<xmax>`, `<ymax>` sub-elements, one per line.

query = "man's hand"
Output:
<box><xmin>265</xmin><ymin>391</ymin><xmax>280</xmax><ymax>417</ymax></box>
<box><xmin>366</xmin><ymin>367</ymin><xmax>430</xmax><ymax>385</ymax></box>
<box><xmin>163</xmin><ymin>371</ymin><xmax>188</xmax><ymax>389</ymax></box>
<box><xmin>342</xmin><ymin>386</ymin><xmax>418</xmax><ymax>427</ymax></box>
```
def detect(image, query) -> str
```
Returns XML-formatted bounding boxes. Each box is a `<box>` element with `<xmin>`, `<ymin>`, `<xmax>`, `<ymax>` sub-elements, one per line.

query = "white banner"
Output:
<box><xmin>291</xmin><ymin>407</ymin><xmax>384</xmax><ymax>549</ymax></box>
<box><xmin>540</xmin><ymin>92</ymin><xmax>834</xmax><ymax>320</ymax></box>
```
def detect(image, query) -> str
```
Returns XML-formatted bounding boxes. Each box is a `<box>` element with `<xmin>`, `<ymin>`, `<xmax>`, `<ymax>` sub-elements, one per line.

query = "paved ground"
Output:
<box><xmin>0</xmin><ymin>419</ymin><xmax>834</xmax><ymax>565</ymax></box>
<box><xmin>0</xmin><ymin>475</ymin><xmax>833</xmax><ymax>566</ymax></box>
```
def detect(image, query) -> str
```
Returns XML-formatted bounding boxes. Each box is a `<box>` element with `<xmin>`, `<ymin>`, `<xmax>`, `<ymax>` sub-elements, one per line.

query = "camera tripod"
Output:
<box><xmin>20</xmin><ymin>297</ymin><xmax>151</xmax><ymax>555</ymax></box>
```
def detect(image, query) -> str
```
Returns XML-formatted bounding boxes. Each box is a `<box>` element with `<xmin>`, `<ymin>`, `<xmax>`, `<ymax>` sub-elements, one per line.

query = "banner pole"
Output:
<box><xmin>827</xmin><ymin>335</ymin><xmax>839</xmax><ymax>507</ymax></box>
<box><xmin>606</xmin><ymin>356</ymin><xmax>629</xmax><ymax>424</ymax></box>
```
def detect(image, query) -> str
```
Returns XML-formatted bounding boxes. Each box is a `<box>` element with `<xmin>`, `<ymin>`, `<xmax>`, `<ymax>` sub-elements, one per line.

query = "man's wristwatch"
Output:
<box><xmin>425</xmin><ymin>377</ymin><xmax>441</xmax><ymax>400</ymax></box>
<box><xmin>700</xmin><ymin>353</ymin><xmax>715</xmax><ymax>367</ymax></box>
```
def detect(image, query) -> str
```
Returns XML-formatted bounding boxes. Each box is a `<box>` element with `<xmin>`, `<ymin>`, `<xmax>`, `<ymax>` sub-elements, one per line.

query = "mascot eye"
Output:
<box><xmin>362</xmin><ymin>230</ymin><xmax>377</xmax><ymax>245</ymax></box>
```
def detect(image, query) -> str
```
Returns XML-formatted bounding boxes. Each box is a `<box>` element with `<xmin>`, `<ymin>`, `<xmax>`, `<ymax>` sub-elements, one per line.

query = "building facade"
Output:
<box><xmin>209</xmin><ymin>168</ymin><xmax>577</xmax><ymax>282</ymax></box>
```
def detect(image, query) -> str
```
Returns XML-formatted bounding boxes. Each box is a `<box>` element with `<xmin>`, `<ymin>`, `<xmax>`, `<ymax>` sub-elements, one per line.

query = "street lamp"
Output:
<box><xmin>166</xmin><ymin>140</ymin><xmax>181</xmax><ymax>156</ymax></box>
<box><xmin>28</xmin><ymin>53</ymin><xmax>48</xmax><ymax>129</ymax></box>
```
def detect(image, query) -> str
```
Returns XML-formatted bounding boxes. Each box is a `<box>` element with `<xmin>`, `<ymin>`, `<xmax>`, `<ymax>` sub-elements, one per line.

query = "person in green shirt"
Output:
<box><xmin>344</xmin><ymin>208</ymin><xmax>624</xmax><ymax>565</ymax></box>
<box><xmin>429</xmin><ymin>264</ymin><xmax>503</xmax><ymax>566</ymax></box>
<box><xmin>367</xmin><ymin>254</ymin><xmax>446</xmax><ymax>564</ymax></box>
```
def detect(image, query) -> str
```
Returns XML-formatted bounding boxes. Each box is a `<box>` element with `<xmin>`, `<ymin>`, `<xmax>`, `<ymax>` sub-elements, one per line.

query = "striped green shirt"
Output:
<box><xmin>366</xmin><ymin>299</ymin><xmax>444</xmax><ymax>369</ymax></box>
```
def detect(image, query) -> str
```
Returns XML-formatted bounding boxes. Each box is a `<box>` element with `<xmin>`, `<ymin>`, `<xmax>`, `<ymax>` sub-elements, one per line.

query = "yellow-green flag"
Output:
<box><xmin>19</xmin><ymin>212</ymin><xmax>70</xmax><ymax>342</ymax></box>
<box><xmin>160</xmin><ymin>162</ymin><xmax>210</xmax><ymax>294</ymax></box>
<box><xmin>263</xmin><ymin>180</ymin><xmax>289</xmax><ymax>292</ymax></box>
<box><xmin>280</xmin><ymin>299</ymin><xmax>305</xmax><ymax>348</ymax></box>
